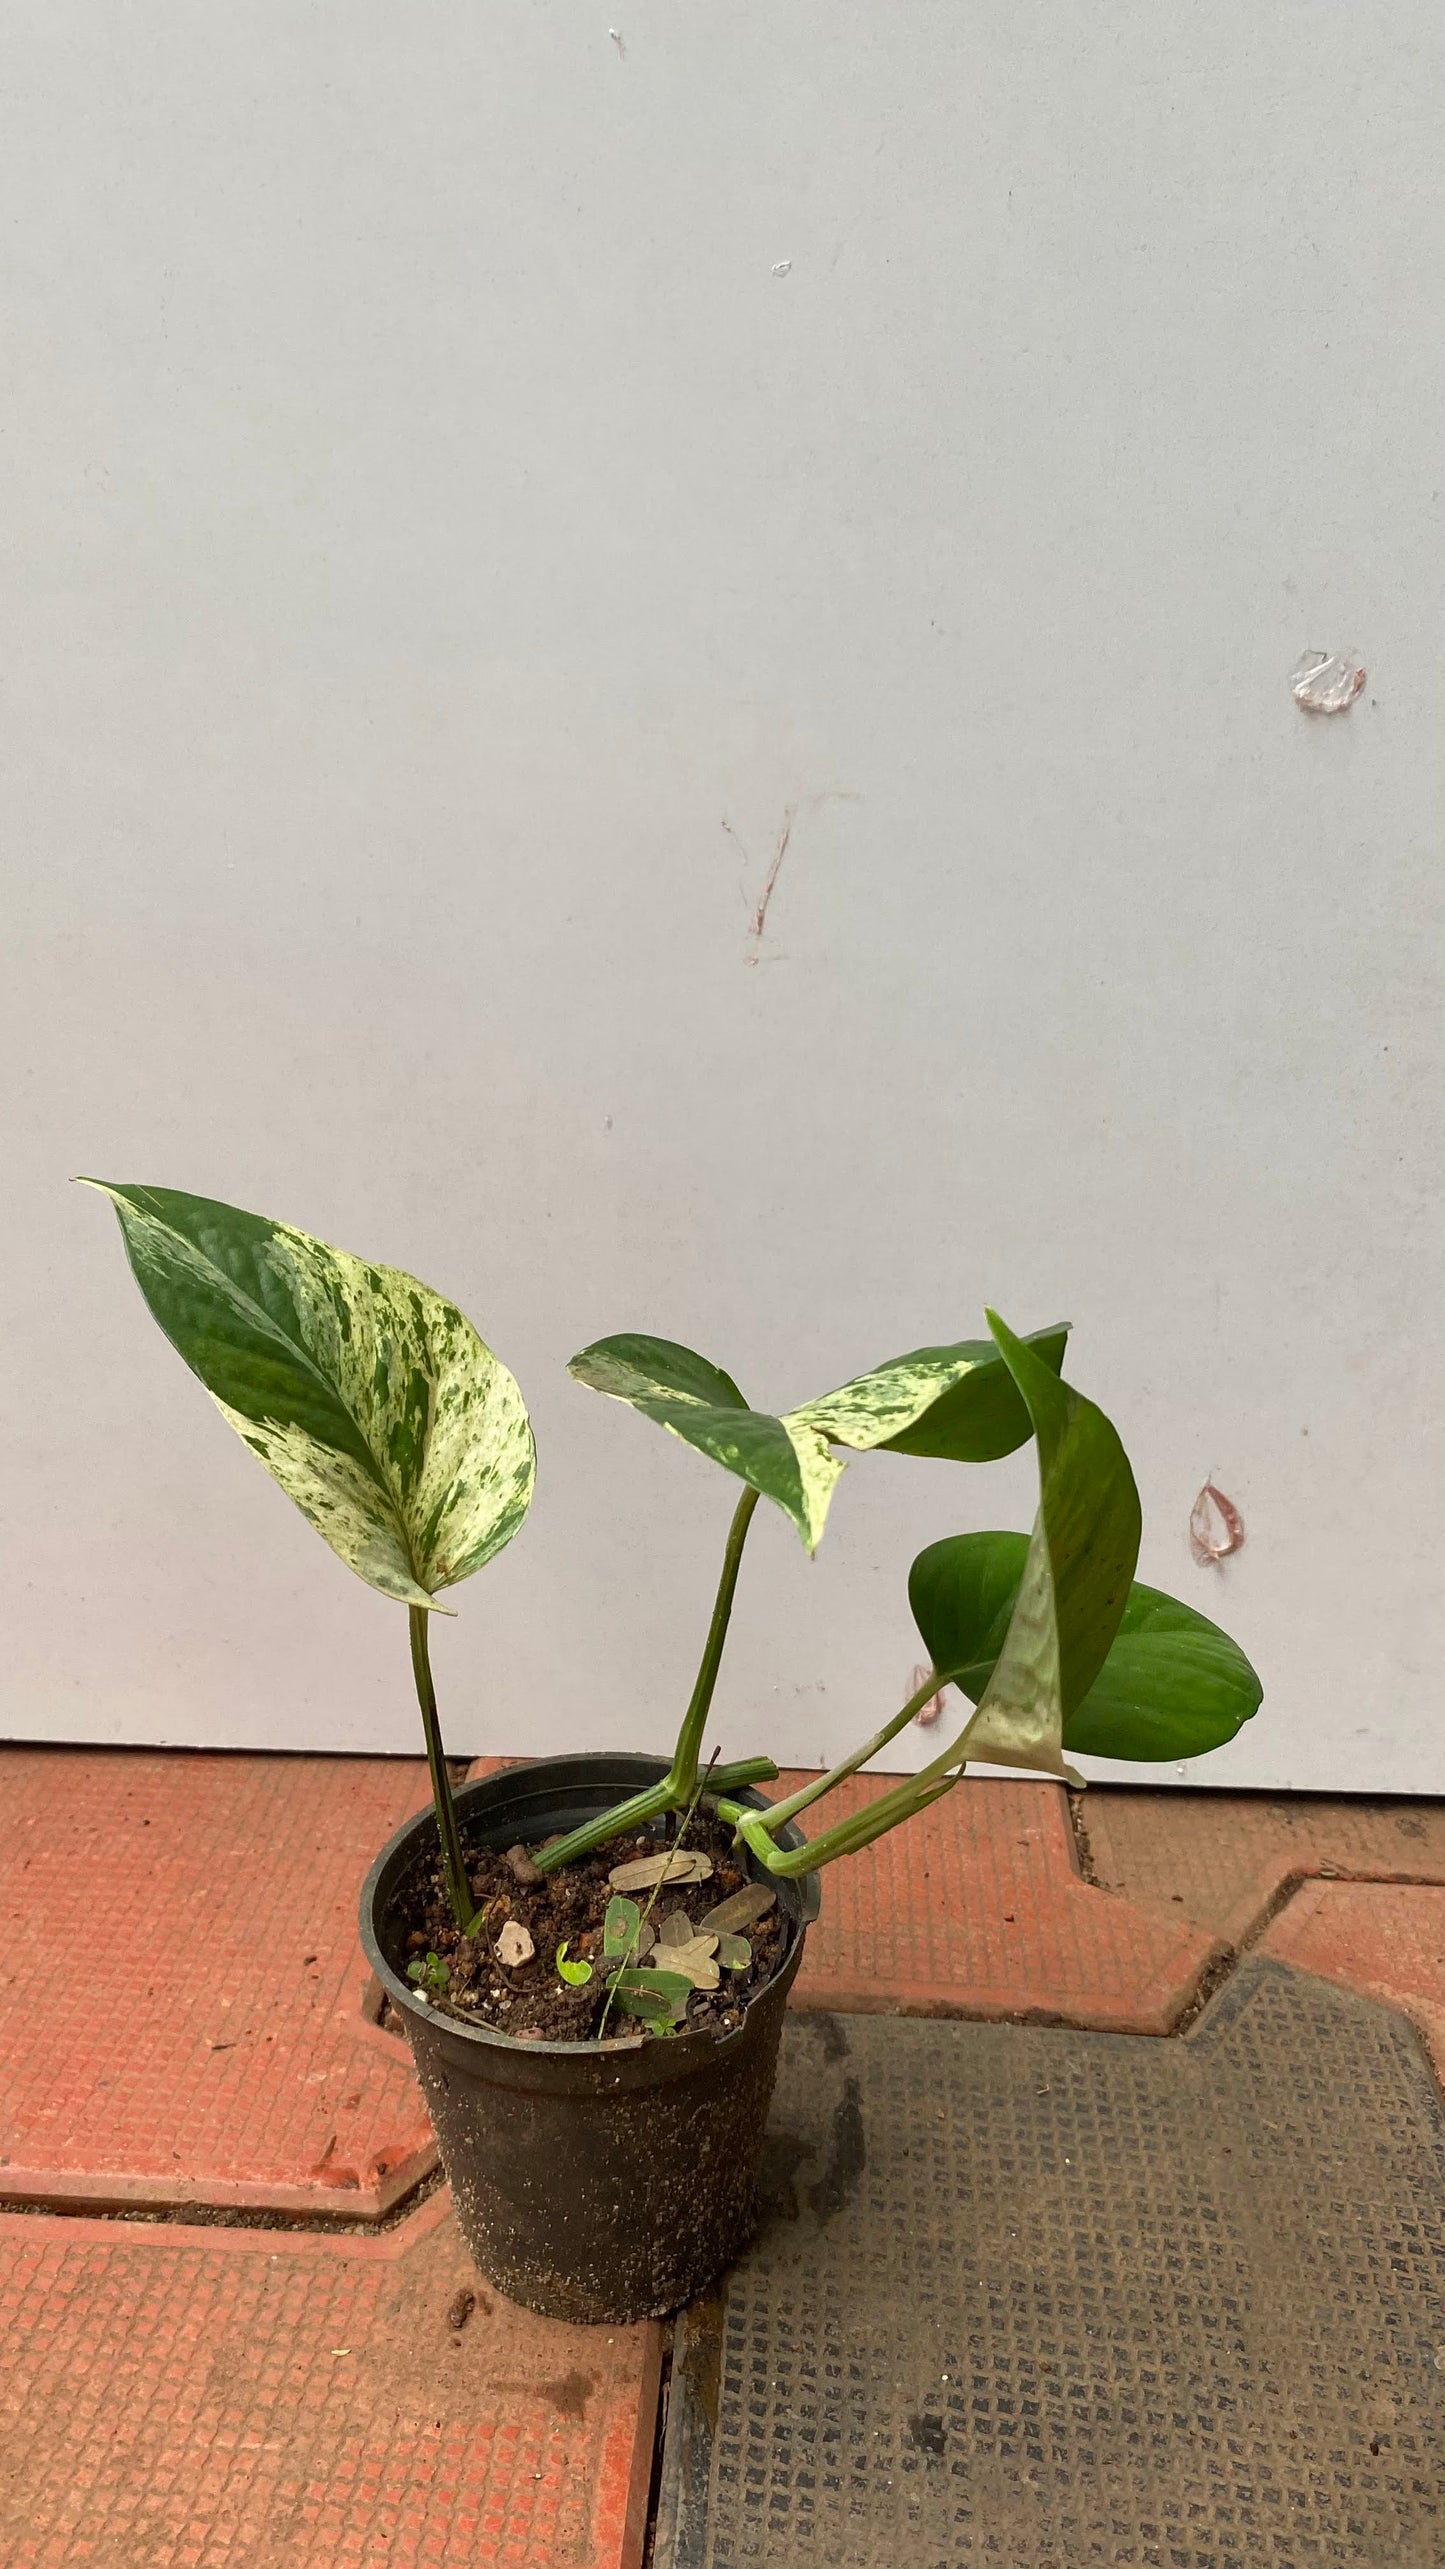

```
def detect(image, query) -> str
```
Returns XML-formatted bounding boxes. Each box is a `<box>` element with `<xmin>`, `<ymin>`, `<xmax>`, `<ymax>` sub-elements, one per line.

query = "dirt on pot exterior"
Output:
<box><xmin>400</xmin><ymin>1808</ymin><xmax>789</xmax><ymax>2044</ymax></box>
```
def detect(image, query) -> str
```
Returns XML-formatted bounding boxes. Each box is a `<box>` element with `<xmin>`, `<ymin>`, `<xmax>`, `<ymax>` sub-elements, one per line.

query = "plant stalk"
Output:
<box><xmin>744</xmin><ymin>1668</ymin><xmax>954</xmax><ymax>1834</ymax></box>
<box><xmin>594</xmin><ymin>1751</ymin><xmax>718</xmax><ymax>2044</ymax></box>
<box><xmin>736</xmin><ymin>1689</ymin><xmax>990</xmax><ymax>1878</ymax></box>
<box><xmin>408</xmin><ymin>1604</ymin><xmax>477</xmax><ymax>1934</ymax></box>
<box><xmin>529</xmin><ymin>1757</ymin><xmax>780</xmax><ymax>1880</ymax></box>
<box><xmin>531</xmin><ymin>1486</ymin><xmax>766</xmax><ymax>1876</ymax></box>
<box><xmin>666</xmin><ymin>1485</ymin><xmax>761</xmax><ymax>1797</ymax></box>
<box><xmin>737</xmin><ymin>1769</ymin><xmax>963</xmax><ymax>1876</ymax></box>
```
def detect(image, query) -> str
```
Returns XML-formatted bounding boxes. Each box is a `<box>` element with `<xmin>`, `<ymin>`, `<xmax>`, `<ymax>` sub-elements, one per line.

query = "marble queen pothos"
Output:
<box><xmin>85</xmin><ymin>1182</ymin><xmax>1261</xmax><ymax>1925</ymax></box>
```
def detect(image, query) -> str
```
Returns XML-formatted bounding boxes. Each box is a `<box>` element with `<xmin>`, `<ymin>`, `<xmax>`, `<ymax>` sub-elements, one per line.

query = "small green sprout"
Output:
<box><xmin>406</xmin><ymin>1950</ymin><xmax>451</xmax><ymax>1996</ymax></box>
<box><xmin>602</xmin><ymin>1895</ymin><xmax>643</xmax><ymax>1960</ymax></box>
<box><xmin>555</xmin><ymin>1940</ymin><xmax>594</xmax><ymax>1987</ymax></box>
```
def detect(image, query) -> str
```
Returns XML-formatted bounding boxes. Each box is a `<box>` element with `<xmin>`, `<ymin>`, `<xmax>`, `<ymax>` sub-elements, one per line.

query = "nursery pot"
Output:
<box><xmin>359</xmin><ymin>1753</ymin><xmax>820</xmax><ymax>2325</ymax></box>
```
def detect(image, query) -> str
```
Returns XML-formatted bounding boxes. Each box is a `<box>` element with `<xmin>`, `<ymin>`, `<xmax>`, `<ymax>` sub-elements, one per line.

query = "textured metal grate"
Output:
<box><xmin>657</xmin><ymin>1961</ymin><xmax>1445</xmax><ymax>2567</ymax></box>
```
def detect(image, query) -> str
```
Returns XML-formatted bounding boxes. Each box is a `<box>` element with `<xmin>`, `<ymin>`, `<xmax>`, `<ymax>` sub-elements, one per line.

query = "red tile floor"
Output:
<box><xmin>0</xmin><ymin>1750</ymin><xmax>436</xmax><ymax>2218</ymax></box>
<box><xmin>2</xmin><ymin>1746</ymin><xmax>1441</xmax><ymax>2565</ymax></box>
<box><xmin>0</xmin><ymin>2190</ymin><xmax>659</xmax><ymax>2569</ymax></box>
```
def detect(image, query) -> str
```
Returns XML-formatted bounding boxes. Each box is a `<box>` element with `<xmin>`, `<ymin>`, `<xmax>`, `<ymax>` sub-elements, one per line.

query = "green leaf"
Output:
<box><xmin>611</xmin><ymin>1965</ymin><xmax>692</xmax><ymax>2003</ymax></box>
<box><xmin>1065</xmin><ymin>1588</ymin><xmax>1262</xmax><ymax>1760</ymax></box>
<box><xmin>908</xmin><ymin>1530</ymin><xmax>1030</xmax><ymax>1702</ymax></box>
<box><xmin>918</xmin><ymin>1312</ymin><xmax>1142</xmax><ymax>1780</ymax></box>
<box><xmin>791</xmin><ymin>1324</ymin><xmax>1070</xmax><ymax>1463</ymax></box>
<box><xmin>555</xmin><ymin>1941</ymin><xmax>594</xmax><ymax>1987</ymax></box>
<box><xmin>569</xmin><ymin>1332</ymin><xmax>842</xmax><ymax>1550</ymax></box>
<box><xmin>568</xmin><ymin>1321</ymin><xmax>1070</xmax><ymax>1552</ymax></box>
<box><xmin>82</xmin><ymin>1182</ymin><xmax>535</xmax><ymax>1611</ymax></box>
<box><xmin>609</xmin><ymin>1983</ymin><xmax>672</xmax><ymax>2022</ymax></box>
<box><xmin>910</xmin><ymin>1529</ymin><xmax>1261</xmax><ymax>1761</ymax></box>
<box><xmin>406</xmin><ymin>1951</ymin><xmax>450</xmax><ymax>1992</ymax></box>
<box><xmin>602</xmin><ymin>1896</ymin><xmax>642</xmax><ymax>1960</ymax></box>
<box><xmin>609</xmin><ymin>1962</ymin><xmax>695</xmax><ymax>2023</ymax></box>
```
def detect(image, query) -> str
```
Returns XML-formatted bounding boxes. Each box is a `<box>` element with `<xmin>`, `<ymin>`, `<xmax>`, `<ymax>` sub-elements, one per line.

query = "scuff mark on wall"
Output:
<box><xmin>722</xmin><ymin>790</ymin><xmax>859</xmax><ymax>963</ymax></box>
<box><xmin>747</xmin><ymin>805</ymin><xmax>796</xmax><ymax>950</ymax></box>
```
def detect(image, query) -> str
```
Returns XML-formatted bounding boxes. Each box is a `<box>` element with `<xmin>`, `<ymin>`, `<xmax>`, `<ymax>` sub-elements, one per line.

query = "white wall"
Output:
<box><xmin>2</xmin><ymin>5</ymin><xmax>1440</xmax><ymax>1790</ymax></box>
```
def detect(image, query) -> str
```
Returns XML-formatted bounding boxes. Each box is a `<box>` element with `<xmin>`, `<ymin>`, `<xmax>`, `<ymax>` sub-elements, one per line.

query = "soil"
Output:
<box><xmin>394</xmin><ymin>1807</ymin><xmax>790</xmax><ymax>2045</ymax></box>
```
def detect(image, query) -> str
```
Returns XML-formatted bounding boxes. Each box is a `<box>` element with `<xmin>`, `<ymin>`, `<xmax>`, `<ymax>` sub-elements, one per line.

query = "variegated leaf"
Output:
<box><xmin>936</xmin><ymin>1312</ymin><xmax>1142</xmax><ymax>1781</ymax></box>
<box><xmin>568</xmin><ymin>1322</ymin><xmax>1068</xmax><ymax>1552</ymax></box>
<box><xmin>568</xmin><ymin>1333</ymin><xmax>843</xmax><ymax>1550</ymax></box>
<box><xmin>788</xmin><ymin>1323</ymin><xmax>1070</xmax><ymax>1461</ymax></box>
<box><xmin>84</xmin><ymin>1182</ymin><xmax>535</xmax><ymax>1611</ymax></box>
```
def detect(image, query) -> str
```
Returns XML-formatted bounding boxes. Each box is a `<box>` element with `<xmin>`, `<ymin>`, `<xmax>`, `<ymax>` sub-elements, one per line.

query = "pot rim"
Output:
<box><xmin>358</xmin><ymin>1750</ymin><xmax>817</xmax><ymax>2066</ymax></box>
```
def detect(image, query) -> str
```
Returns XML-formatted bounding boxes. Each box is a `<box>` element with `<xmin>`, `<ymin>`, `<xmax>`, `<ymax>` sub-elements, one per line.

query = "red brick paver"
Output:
<box><xmin>775</xmin><ymin>1771</ymin><xmax>1222</xmax><ymax>2033</ymax></box>
<box><xmin>1085</xmin><ymin>1789</ymin><xmax>1445</xmax><ymax>1949</ymax></box>
<box><xmin>0</xmin><ymin>2194</ymin><xmax>659</xmax><ymax>2569</ymax></box>
<box><xmin>0</xmin><ymin>1750</ymin><xmax>436</xmax><ymax>2217</ymax></box>
<box><xmin>1259</xmin><ymin>1881</ymin><xmax>1445</xmax><ymax>2086</ymax></box>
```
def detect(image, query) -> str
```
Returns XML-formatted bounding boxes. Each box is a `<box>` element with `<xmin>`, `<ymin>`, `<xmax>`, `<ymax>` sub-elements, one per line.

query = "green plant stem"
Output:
<box><xmin>534</xmin><ymin>1777</ymin><xmax>675</xmax><ymax>1875</ymax></box>
<box><xmin>738</xmin><ymin>1770</ymin><xmax>961</xmax><ymax>1876</ymax></box>
<box><xmin>530</xmin><ymin>1755</ymin><xmax>780</xmax><ymax>1880</ymax></box>
<box><xmin>666</xmin><ymin>1486</ymin><xmax>760</xmax><ymax>1798</ymax></box>
<box><xmin>706</xmin><ymin>1755</ymin><xmax>781</xmax><ymax>1794</ymax></box>
<box><xmin>736</xmin><ymin>1701</ymin><xmax>985</xmax><ymax>1878</ymax></box>
<box><xmin>745</xmin><ymin>1668</ymin><xmax>953</xmax><ymax>1835</ymax></box>
<box><xmin>530</xmin><ymin>1486</ymin><xmax>767</xmax><ymax>1877</ymax></box>
<box><xmin>595</xmin><ymin>1752</ymin><xmax>718</xmax><ymax>2043</ymax></box>
<box><xmin>408</xmin><ymin>1605</ymin><xmax>477</xmax><ymax>1934</ymax></box>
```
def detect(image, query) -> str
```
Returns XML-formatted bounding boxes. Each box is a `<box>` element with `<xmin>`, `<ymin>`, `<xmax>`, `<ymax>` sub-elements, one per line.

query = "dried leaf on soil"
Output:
<box><xmin>656</xmin><ymin>1933</ymin><xmax>720</xmax><ymax>1989</ymax></box>
<box><xmin>607</xmin><ymin>1848</ymin><xmax>715</xmax><ymax>1893</ymax></box>
<box><xmin>699</xmin><ymin>1884</ymin><xmax>776</xmax><ymax>1934</ymax></box>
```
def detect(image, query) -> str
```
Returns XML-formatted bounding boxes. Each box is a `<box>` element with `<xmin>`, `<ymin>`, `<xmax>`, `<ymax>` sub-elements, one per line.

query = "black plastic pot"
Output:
<box><xmin>359</xmin><ymin>1753</ymin><xmax>820</xmax><ymax>2325</ymax></box>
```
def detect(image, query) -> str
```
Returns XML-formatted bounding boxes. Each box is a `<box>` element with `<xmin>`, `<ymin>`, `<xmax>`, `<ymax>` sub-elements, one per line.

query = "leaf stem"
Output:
<box><xmin>735</xmin><ymin>1697</ymin><xmax>987</xmax><ymax>1878</ymax></box>
<box><xmin>531</xmin><ymin>1778</ymin><xmax>676</xmax><ymax>1877</ymax></box>
<box><xmin>744</xmin><ymin>1668</ymin><xmax>954</xmax><ymax>1834</ymax></box>
<box><xmin>666</xmin><ymin>1487</ymin><xmax>760</xmax><ymax>1798</ymax></box>
<box><xmin>737</xmin><ymin>1768</ymin><xmax>963</xmax><ymax>1876</ymax></box>
<box><xmin>595</xmin><ymin>1752</ymin><xmax>719</xmax><ymax>2042</ymax></box>
<box><xmin>530</xmin><ymin>1492</ymin><xmax>768</xmax><ymax>1877</ymax></box>
<box><xmin>408</xmin><ymin>1605</ymin><xmax>477</xmax><ymax>1934</ymax></box>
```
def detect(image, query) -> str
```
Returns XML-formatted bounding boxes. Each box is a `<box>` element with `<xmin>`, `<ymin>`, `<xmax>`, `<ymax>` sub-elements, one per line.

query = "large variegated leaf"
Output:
<box><xmin>84</xmin><ymin>1182</ymin><xmax>535</xmax><ymax>1611</ymax></box>
<box><xmin>567</xmin><ymin>1322</ymin><xmax>1069</xmax><ymax>1552</ymax></box>
<box><xmin>909</xmin><ymin>1529</ymin><xmax>1262</xmax><ymax>1760</ymax></box>
<box><xmin>921</xmin><ymin>1312</ymin><xmax>1142</xmax><ymax>1778</ymax></box>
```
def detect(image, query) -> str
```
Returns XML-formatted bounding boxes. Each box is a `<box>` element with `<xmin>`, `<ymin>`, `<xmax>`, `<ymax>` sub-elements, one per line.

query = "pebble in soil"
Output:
<box><xmin>402</xmin><ymin>1811</ymin><xmax>788</xmax><ymax>2043</ymax></box>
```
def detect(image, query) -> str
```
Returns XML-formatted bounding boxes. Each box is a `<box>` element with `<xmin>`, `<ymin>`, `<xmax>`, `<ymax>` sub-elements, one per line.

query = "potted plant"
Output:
<box><xmin>87</xmin><ymin>1182</ymin><xmax>1261</xmax><ymax>2323</ymax></box>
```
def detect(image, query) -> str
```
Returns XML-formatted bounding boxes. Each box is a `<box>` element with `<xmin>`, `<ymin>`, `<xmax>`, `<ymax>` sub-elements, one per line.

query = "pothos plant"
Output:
<box><xmin>85</xmin><ymin>1183</ymin><xmax>1261</xmax><ymax>1968</ymax></box>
